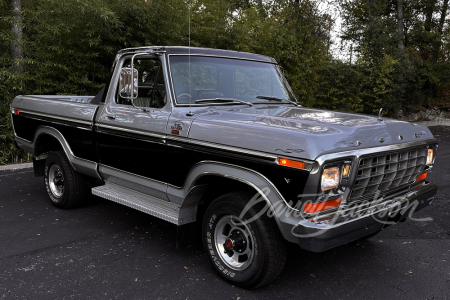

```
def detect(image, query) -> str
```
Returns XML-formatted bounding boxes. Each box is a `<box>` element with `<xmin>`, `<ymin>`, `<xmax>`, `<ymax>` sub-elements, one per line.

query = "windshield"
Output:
<box><xmin>169</xmin><ymin>56</ymin><xmax>297</xmax><ymax>105</ymax></box>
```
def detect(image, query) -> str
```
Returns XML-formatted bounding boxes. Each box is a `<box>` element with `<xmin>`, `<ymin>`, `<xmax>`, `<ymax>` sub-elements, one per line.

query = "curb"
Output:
<box><xmin>415</xmin><ymin>120</ymin><xmax>450</xmax><ymax>127</ymax></box>
<box><xmin>0</xmin><ymin>162</ymin><xmax>33</xmax><ymax>171</ymax></box>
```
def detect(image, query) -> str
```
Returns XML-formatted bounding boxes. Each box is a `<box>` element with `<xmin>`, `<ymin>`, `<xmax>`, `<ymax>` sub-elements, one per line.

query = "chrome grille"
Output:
<box><xmin>350</xmin><ymin>147</ymin><xmax>427</xmax><ymax>201</ymax></box>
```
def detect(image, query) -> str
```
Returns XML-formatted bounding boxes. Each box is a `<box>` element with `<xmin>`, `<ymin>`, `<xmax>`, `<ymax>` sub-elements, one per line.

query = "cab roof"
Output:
<box><xmin>117</xmin><ymin>46</ymin><xmax>276</xmax><ymax>63</ymax></box>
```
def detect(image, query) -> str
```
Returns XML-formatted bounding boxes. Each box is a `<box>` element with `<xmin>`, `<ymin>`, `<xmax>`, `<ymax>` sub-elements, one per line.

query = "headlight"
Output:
<box><xmin>321</xmin><ymin>166</ymin><xmax>340</xmax><ymax>191</ymax></box>
<box><xmin>426</xmin><ymin>149</ymin><xmax>434</xmax><ymax>165</ymax></box>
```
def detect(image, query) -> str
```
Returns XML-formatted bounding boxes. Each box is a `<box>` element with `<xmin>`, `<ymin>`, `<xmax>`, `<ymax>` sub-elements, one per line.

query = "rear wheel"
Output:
<box><xmin>202</xmin><ymin>191</ymin><xmax>287</xmax><ymax>289</ymax></box>
<box><xmin>44</xmin><ymin>151</ymin><xmax>89</xmax><ymax>209</ymax></box>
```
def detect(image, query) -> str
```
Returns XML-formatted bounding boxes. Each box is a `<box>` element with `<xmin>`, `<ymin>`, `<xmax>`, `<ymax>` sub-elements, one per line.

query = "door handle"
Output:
<box><xmin>105</xmin><ymin>114</ymin><xmax>116</xmax><ymax>120</ymax></box>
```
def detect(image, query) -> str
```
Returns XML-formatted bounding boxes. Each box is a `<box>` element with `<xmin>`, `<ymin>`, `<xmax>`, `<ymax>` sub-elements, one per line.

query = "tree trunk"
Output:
<box><xmin>424</xmin><ymin>1</ymin><xmax>436</xmax><ymax>32</ymax></box>
<box><xmin>397</xmin><ymin>0</ymin><xmax>404</xmax><ymax>51</ymax></box>
<box><xmin>366</xmin><ymin>0</ymin><xmax>372</xmax><ymax>21</ymax></box>
<box><xmin>432</xmin><ymin>0</ymin><xmax>449</xmax><ymax>62</ymax></box>
<box><xmin>11</xmin><ymin>0</ymin><xmax>23</xmax><ymax>74</ymax></box>
<box><xmin>257</xmin><ymin>0</ymin><xmax>266</xmax><ymax>18</ymax></box>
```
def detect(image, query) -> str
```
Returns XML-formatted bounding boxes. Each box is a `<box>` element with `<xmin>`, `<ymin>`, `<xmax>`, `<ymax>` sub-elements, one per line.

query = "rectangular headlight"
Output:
<box><xmin>426</xmin><ymin>149</ymin><xmax>434</xmax><ymax>165</ymax></box>
<box><xmin>321</xmin><ymin>166</ymin><xmax>340</xmax><ymax>191</ymax></box>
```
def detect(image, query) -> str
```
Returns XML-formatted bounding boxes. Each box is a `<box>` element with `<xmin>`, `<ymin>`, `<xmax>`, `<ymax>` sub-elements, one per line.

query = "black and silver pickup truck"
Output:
<box><xmin>11</xmin><ymin>46</ymin><xmax>438</xmax><ymax>288</ymax></box>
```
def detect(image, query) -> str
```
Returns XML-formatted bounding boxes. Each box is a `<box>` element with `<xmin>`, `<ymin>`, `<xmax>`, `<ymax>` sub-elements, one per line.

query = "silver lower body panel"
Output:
<box><xmin>92</xmin><ymin>182</ymin><xmax>180</xmax><ymax>225</ymax></box>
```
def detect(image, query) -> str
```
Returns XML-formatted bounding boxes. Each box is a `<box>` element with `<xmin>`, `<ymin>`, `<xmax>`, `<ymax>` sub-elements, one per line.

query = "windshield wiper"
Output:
<box><xmin>256</xmin><ymin>95</ymin><xmax>299</xmax><ymax>106</ymax></box>
<box><xmin>195</xmin><ymin>98</ymin><xmax>253</xmax><ymax>107</ymax></box>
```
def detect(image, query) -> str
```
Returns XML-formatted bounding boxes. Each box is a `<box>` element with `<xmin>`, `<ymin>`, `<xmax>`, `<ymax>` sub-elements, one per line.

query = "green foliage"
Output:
<box><xmin>340</xmin><ymin>0</ymin><xmax>450</xmax><ymax>114</ymax></box>
<box><xmin>1</xmin><ymin>0</ymin><xmax>449</xmax><ymax>164</ymax></box>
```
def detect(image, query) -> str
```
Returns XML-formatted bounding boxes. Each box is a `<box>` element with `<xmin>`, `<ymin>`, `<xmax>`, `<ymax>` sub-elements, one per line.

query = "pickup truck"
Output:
<box><xmin>11</xmin><ymin>46</ymin><xmax>438</xmax><ymax>288</ymax></box>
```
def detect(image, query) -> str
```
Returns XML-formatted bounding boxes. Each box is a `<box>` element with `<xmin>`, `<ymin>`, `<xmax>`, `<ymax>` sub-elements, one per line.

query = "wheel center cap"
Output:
<box><xmin>225</xmin><ymin>238</ymin><xmax>235</xmax><ymax>250</ymax></box>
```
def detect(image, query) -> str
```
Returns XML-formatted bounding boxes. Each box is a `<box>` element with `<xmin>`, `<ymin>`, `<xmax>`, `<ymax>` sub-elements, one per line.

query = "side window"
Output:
<box><xmin>117</xmin><ymin>58</ymin><xmax>166</xmax><ymax>108</ymax></box>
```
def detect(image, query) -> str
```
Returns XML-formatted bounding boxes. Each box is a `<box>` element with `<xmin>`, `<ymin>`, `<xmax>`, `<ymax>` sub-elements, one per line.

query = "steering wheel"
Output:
<box><xmin>177</xmin><ymin>93</ymin><xmax>191</xmax><ymax>98</ymax></box>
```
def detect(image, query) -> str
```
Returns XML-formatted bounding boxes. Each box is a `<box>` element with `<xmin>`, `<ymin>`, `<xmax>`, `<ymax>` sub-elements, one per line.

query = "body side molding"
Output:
<box><xmin>98</xmin><ymin>164</ymin><xmax>168</xmax><ymax>201</ymax></box>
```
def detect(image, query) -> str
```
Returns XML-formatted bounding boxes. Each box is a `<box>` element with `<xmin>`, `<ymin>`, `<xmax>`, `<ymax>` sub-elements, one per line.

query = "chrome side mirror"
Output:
<box><xmin>119</xmin><ymin>68</ymin><xmax>138</xmax><ymax>99</ymax></box>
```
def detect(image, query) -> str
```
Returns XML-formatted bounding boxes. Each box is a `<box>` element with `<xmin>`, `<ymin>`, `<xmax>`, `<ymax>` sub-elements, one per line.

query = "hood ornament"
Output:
<box><xmin>378</xmin><ymin>108</ymin><xmax>384</xmax><ymax>121</ymax></box>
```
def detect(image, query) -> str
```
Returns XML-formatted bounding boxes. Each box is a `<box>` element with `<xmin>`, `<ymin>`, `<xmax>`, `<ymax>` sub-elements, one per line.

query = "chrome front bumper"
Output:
<box><xmin>293</xmin><ymin>181</ymin><xmax>438</xmax><ymax>252</ymax></box>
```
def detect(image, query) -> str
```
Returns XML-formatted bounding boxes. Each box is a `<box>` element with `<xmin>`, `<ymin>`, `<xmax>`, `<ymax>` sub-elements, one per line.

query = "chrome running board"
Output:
<box><xmin>92</xmin><ymin>182</ymin><xmax>180</xmax><ymax>225</ymax></box>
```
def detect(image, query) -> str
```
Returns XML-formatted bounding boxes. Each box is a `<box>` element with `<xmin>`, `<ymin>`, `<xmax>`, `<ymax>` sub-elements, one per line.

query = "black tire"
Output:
<box><xmin>44</xmin><ymin>151</ymin><xmax>89</xmax><ymax>209</ymax></box>
<box><xmin>202</xmin><ymin>191</ymin><xmax>287</xmax><ymax>289</ymax></box>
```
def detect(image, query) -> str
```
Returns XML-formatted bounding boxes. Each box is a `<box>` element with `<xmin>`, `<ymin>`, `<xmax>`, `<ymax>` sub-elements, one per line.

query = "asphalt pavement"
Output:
<box><xmin>1</xmin><ymin>126</ymin><xmax>449</xmax><ymax>300</ymax></box>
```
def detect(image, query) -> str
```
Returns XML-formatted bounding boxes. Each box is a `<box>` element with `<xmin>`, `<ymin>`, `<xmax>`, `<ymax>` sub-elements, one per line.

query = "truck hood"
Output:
<box><xmin>187</xmin><ymin>105</ymin><xmax>435</xmax><ymax>161</ymax></box>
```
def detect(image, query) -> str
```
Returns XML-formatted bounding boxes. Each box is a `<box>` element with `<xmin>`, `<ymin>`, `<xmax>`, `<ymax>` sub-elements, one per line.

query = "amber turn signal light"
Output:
<box><xmin>278</xmin><ymin>158</ymin><xmax>305</xmax><ymax>170</ymax></box>
<box><xmin>416</xmin><ymin>173</ymin><xmax>427</xmax><ymax>182</ymax></box>
<box><xmin>304</xmin><ymin>197</ymin><xmax>343</xmax><ymax>214</ymax></box>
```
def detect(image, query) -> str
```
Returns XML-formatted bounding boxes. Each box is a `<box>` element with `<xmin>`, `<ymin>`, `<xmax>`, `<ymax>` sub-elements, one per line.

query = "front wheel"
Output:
<box><xmin>202</xmin><ymin>192</ymin><xmax>287</xmax><ymax>289</ymax></box>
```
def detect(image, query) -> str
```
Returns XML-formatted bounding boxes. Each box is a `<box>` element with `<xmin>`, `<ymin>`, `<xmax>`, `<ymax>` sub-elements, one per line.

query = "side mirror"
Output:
<box><xmin>119</xmin><ymin>68</ymin><xmax>138</xmax><ymax>99</ymax></box>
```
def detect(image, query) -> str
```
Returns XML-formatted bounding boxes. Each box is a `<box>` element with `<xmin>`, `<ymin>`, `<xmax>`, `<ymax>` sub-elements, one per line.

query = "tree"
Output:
<box><xmin>10</xmin><ymin>0</ymin><xmax>23</xmax><ymax>73</ymax></box>
<box><xmin>397</xmin><ymin>0</ymin><xmax>404</xmax><ymax>51</ymax></box>
<box><xmin>340</xmin><ymin>0</ymin><xmax>450</xmax><ymax>114</ymax></box>
<box><xmin>432</xmin><ymin>0</ymin><xmax>449</xmax><ymax>61</ymax></box>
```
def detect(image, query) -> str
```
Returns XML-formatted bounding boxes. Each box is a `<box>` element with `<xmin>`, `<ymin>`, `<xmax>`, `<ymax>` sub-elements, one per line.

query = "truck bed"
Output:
<box><xmin>11</xmin><ymin>94</ymin><xmax>99</xmax><ymax>163</ymax></box>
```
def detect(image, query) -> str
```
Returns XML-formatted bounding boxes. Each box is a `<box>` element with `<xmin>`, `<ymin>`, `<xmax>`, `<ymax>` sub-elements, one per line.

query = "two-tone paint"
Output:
<box><xmin>11</xmin><ymin>46</ymin><xmax>438</xmax><ymax>247</ymax></box>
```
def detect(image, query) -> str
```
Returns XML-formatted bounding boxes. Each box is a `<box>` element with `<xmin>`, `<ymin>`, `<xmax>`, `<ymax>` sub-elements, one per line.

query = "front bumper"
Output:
<box><xmin>293</xmin><ymin>181</ymin><xmax>438</xmax><ymax>252</ymax></box>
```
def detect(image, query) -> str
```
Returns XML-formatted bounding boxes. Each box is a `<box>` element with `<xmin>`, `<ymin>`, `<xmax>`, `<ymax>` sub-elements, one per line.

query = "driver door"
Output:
<box><xmin>96</xmin><ymin>56</ymin><xmax>170</xmax><ymax>200</ymax></box>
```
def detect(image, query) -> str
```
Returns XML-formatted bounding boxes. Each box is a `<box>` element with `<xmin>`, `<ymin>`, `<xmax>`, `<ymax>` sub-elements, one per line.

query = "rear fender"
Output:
<box><xmin>16</xmin><ymin>126</ymin><xmax>101</xmax><ymax>179</ymax></box>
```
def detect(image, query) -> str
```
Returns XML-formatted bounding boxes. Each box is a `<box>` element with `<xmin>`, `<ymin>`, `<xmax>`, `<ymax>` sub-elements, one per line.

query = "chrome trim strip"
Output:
<box><xmin>113</xmin><ymin>47</ymin><xmax>166</xmax><ymax>71</ymax></box>
<box><xmin>97</xmin><ymin>159</ymin><xmax>296</xmax><ymax>212</ymax></box>
<box><xmin>167</xmin><ymin>160</ymin><xmax>298</xmax><ymax>211</ymax></box>
<box><xmin>99</xmin><ymin>164</ymin><xmax>167</xmax><ymax>187</ymax></box>
<box><xmin>96</xmin><ymin>123</ymin><xmax>286</xmax><ymax>163</ymax></box>
<box><xmin>166</xmin><ymin>160</ymin><xmax>299</xmax><ymax>240</ymax></box>
<box><xmin>19</xmin><ymin>95</ymin><xmax>94</xmax><ymax>104</ymax></box>
<box><xmin>14</xmin><ymin>108</ymin><xmax>92</xmax><ymax>126</ymax></box>
<box><xmin>15</xmin><ymin>136</ymin><xmax>32</xmax><ymax>144</ymax></box>
<box><xmin>18</xmin><ymin>113</ymin><xmax>91</xmax><ymax>131</ymax></box>
<box><xmin>40</xmin><ymin>126</ymin><xmax>97</xmax><ymax>162</ymax></box>
<box><xmin>98</xmin><ymin>164</ymin><xmax>168</xmax><ymax>200</ymax></box>
<box><xmin>166</xmin><ymin>135</ymin><xmax>279</xmax><ymax>162</ymax></box>
<box><xmin>118</xmin><ymin>46</ymin><xmax>166</xmax><ymax>53</ymax></box>
<box><xmin>15</xmin><ymin>126</ymin><xmax>101</xmax><ymax>180</ymax></box>
<box><xmin>96</xmin><ymin>124</ymin><xmax>166</xmax><ymax>140</ymax></box>
<box><xmin>168</xmin><ymin>53</ymin><xmax>274</xmax><ymax>64</ymax></box>
<box><xmin>10</xmin><ymin>108</ymin><xmax>18</xmax><ymax>138</ymax></box>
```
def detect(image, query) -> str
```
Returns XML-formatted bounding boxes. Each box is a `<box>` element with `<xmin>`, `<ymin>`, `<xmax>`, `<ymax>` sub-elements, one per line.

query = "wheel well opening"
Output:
<box><xmin>35</xmin><ymin>134</ymin><xmax>64</xmax><ymax>157</ymax></box>
<box><xmin>193</xmin><ymin>175</ymin><xmax>260</xmax><ymax>223</ymax></box>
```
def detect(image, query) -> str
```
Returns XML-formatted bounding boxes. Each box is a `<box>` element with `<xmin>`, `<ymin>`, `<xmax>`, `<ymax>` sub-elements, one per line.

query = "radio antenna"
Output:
<box><xmin>187</xmin><ymin>2</ymin><xmax>194</xmax><ymax>117</ymax></box>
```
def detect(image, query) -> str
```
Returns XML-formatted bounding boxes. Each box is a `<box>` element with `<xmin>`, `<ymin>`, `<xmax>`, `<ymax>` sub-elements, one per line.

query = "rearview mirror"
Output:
<box><xmin>119</xmin><ymin>68</ymin><xmax>138</xmax><ymax>99</ymax></box>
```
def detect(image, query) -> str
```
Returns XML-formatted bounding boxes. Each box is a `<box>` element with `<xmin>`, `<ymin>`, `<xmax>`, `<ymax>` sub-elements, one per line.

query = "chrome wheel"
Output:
<box><xmin>48</xmin><ymin>164</ymin><xmax>64</xmax><ymax>198</ymax></box>
<box><xmin>214</xmin><ymin>215</ymin><xmax>255</xmax><ymax>271</ymax></box>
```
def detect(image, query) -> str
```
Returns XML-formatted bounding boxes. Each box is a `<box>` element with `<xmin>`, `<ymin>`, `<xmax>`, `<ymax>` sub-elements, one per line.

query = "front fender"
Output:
<box><xmin>167</xmin><ymin>161</ymin><xmax>303</xmax><ymax>243</ymax></box>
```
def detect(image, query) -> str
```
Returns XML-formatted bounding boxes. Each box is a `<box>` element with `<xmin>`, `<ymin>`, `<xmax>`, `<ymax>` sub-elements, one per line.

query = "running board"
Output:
<box><xmin>92</xmin><ymin>182</ymin><xmax>180</xmax><ymax>225</ymax></box>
